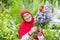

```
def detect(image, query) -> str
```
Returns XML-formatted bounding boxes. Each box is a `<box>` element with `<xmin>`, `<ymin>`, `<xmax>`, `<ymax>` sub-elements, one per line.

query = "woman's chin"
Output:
<box><xmin>26</xmin><ymin>20</ymin><xmax>32</xmax><ymax>22</ymax></box>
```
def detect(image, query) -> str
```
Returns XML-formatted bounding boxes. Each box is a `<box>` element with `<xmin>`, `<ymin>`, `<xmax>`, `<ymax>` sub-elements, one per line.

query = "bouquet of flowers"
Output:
<box><xmin>35</xmin><ymin>3</ymin><xmax>52</xmax><ymax>28</ymax></box>
<box><xmin>29</xmin><ymin>1</ymin><xmax>52</xmax><ymax>40</ymax></box>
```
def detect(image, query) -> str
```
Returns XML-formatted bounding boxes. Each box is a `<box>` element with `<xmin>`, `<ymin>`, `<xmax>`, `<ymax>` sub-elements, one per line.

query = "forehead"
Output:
<box><xmin>23</xmin><ymin>13</ymin><xmax>30</xmax><ymax>16</ymax></box>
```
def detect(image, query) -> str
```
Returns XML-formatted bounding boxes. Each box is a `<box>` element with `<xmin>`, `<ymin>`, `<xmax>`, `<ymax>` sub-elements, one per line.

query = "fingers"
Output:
<box><xmin>31</xmin><ymin>27</ymin><xmax>38</xmax><ymax>32</ymax></box>
<box><xmin>30</xmin><ymin>27</ymin><xmax>38</xmax><ymax>34</ymax></box>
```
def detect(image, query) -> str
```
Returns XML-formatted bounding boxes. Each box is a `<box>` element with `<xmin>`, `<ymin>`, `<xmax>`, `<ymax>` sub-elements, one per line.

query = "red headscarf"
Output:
<box><xmin>39</xmin><ymin>5</ymin><xmax>44</xmax><ymax>12</ymax></box>
<box><xmin>18</xmin><ymin>9</ymin><xmax>38</xmax><ymax>40</ymax></box>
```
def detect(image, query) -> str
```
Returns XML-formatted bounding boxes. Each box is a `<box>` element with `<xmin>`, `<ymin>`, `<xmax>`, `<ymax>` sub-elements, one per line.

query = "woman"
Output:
<box><xmin>18</xmin><ymin>9</ymin><xmax>44</xmax><ymax>40</ymax></box>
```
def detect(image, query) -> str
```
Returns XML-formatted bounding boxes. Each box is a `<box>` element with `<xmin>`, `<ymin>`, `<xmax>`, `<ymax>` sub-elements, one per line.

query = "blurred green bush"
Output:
<box><xmin>0</xmin><ymin>0</ymin><xmax>60</xmax><ymax>40</ymax></box>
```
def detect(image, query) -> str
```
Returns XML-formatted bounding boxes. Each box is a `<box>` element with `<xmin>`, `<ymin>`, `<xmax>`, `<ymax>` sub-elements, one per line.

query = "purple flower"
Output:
<box><xmin>35</xmin><ymin>10</ymin><xmax>51</xmax><ymax>24</ymax></box>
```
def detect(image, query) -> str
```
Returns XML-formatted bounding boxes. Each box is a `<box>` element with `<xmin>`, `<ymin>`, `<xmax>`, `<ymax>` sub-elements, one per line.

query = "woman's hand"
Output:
<box><xmin>29</xmin><ymin>27</ymin><xmax>38</xmax><ymax>35</ymax></box>
<box><xmin>38</xmin><ymin>27</ymin><xmax>43</xmax><ymax>36</ymax></box>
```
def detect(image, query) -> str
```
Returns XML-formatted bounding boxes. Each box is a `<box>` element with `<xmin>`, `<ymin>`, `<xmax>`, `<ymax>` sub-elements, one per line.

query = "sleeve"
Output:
<box><xmin>21</xmin><ymin>32</ymin><xmax>31</xmax><ymax>40</ymax></box>
<box><xmin>38</xmin><ymin>35</ymin><xmax>44</xmax><ymax>40</ymax></box>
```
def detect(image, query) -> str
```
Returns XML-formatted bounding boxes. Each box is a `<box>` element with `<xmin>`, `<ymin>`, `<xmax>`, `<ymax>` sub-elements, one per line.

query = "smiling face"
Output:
<box><xmin>23</xmin><ymin>13</ymin><xmax>32</xmax><ymax>22</ymax></box>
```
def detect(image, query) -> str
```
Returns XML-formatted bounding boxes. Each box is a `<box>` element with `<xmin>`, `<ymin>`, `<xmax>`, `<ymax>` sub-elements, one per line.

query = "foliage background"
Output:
<box><xmin>0</xmin><ymin>0</ymin><xmax>60</xmax><ymax>40</ymax></box>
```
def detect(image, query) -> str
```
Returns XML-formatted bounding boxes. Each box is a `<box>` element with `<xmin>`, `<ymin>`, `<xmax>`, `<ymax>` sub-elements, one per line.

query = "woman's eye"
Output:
<box><xmin>24</xmin><ymin>16</ymin><xmax>26</xmax><ymax>17</ymax></box>
<box><xmin>27</xmin><ymin>14</ymin><xmax>29</xmax><ymax>16</ymax></box>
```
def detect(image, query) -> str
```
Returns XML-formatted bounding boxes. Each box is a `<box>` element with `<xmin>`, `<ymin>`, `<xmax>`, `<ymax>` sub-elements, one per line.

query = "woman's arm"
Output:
<box><xmin>38</xmin><ymin>35</ymin><xmax>44</xmax><ymax>40</ymax></box>
<box><xmin>38</xmin><ymin>27</ymin><xmax>44</xmax><ymax>40</ymax></box>
<box><xmin>21</xmin><ymin>27</ymin><xmax>38</xmax><ymax>40</ymax></box>
<box><xmin>21</xmin><ymin>32</ymin><xmax>31</xmax><ymax>40</ymax></box>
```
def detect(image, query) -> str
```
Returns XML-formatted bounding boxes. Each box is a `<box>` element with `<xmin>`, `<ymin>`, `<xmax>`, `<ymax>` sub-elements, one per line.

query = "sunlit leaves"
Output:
<box><xmin>1</xmin><ymin>0</ymin><xmax>60</xmax><ymax>40</ymax></box>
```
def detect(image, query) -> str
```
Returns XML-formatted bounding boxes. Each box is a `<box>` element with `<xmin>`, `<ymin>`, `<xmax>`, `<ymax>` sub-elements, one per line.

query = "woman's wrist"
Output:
<box><xmin>28</xmin><ymin>32</ymin><xmax>31</xmax><ymax>36</ymax></box>
<box><xmin>28</xmin><ymin>30</ymin><xmax>34</xmax><ymax>36</ymax></box>
<box><xmin>29</xmin><ymin>31</ymin><xmax>33</xmax><ymax>35</ymax></box>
